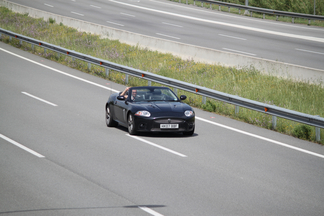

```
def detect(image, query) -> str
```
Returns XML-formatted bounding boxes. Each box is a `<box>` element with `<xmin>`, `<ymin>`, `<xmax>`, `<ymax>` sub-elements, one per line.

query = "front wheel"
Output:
<box><xmin>128</xmin><ymin>113</ymin><xmax>136</xmax><ymax>135</ymax></box>
<box><xmin>106</xmin><ymin>105</ymin><xmax>117</xmax><ymax>127</ymax></box>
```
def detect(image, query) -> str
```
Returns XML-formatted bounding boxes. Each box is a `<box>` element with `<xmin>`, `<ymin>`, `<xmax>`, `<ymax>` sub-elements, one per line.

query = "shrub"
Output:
<box><xmin>48</xmin><ymin>17</ymin><xmax>55</xmax><ymax>24</ymax></box>
<box><xmin>292</xmin><ymin>125</ymin><xmax>312</xmax><ymax>140</ymax></box>
<box><xmin>202</xmin><ymin>100</ymin><xmax>217</xmax><ymax>112</ymax></box>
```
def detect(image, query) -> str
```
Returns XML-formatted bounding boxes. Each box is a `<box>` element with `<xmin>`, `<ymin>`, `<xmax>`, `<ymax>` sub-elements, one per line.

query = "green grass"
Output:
<box><xmin>172</xmin><ymin>0</ymin><xmax>324</xmax><ymax>27</ymax></box>
<box><xmin>0</xmin><ymin>6</ymin><xmax>323</xmax><ymax>143</ymax></box>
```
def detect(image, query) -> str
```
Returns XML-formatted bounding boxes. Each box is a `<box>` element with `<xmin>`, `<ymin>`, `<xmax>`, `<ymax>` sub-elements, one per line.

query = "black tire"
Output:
<box><xmin>106</xmin><ymin>105</ymin><xmax>117</xmax><ymax>127</ymax></box>
<box><xmin>127</xmin><ymin>113</ymin><xmax>136</xmax><ymax>135</ymax></box>
<box><xmin>183</xmin><ymin>126</ymin><xmax>195</xmax><ymax>136</ymax></box>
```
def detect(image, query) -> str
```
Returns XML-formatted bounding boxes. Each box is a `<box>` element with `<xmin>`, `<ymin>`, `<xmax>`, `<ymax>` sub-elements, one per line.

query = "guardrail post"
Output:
<box><xmin>210</xmin><ymin>4</ymin><xmax>212</xmax><ymax>9</ymax></box>
<box><xmin>263</xmin><ymin>14</ymin><xmax>265</xmax><ymax>19</ymax></box>
<box><xmin>88</xmin><ymin>62</ymin><xmax>91</xmax><ymax>71</ymax></box>
<box><xmin>292</xmin><ymin>17</ymin><xmax>294</xmax><ymax>23</ymax></box>
<box><xmin>308</xmin><ymin>19</ymin><xmax>311</xmax><ymax>25</ymax></box>
<box><xmin>272</xmin><ymin>116</ymin><xmax>277</xmax><ymax>130</ymax></box>
<box><xmin>31</xmin><ymin>44</ymin><xmax>34</xmax><ymax>51</ymax></box>
<box><xmin>44</xmin><ymin>48</ymin><xmax>47</xmax><ymax>54</ymax></box>
<box><xmin>235</xmin><ymin>105</ymin><xmax>239</xmax><ymax>115</ymax></box>
<box><xmin>186</xmin><ymin>0</ymin><xmax>188</xmax><ymax>5</ymax></box>
<box><xmin>202</xmin><ymin>96</ymin><xmax>206</xmax><ymax>104</ymax></box>
<box><xmin>228</xmin><ymin>7</ymin><xmax>230</xmax><ymax>12</ymax></box>
<box><xmin>9</xmin><ymin>36</ymin><xmax>12</xmax><ymax>41</ymax></box>
<box><xmin>19</xmin><ymin>40</ymin><xmax>22</xmax><ymax>46</ymax></box>
<box><xmin>276</xmin><ymin>15</ymin><xmax>279</xmax><ymax>21</ymax></box>
<box><xmin>148</xmin><ymin>81</ymin><xmax>151</xmax><ymax>86</ymax></box>
<box><xmin>0</xmin><ymin>33</ymin><xmax>2</xmax><ymax>39</ymax></box>
<box><xmin>57</xmin><ymin>53</ymin><xmax>60</xmax><ymax>59</ymax></box>
<box><xmin>316</xmin><ymin>127</ymin><xmax>321</xmax><ymax>142</ymax></box>
<box><xmin>316</xmin><ymin>115</ymin><xmax>321</xmax><ymax>142</ymax></box>
<box><xmin>105</xmin><ymin>68</ymin><xmax>110</xmax><ymax>77</ymax></box>
<box><xmin>219</xmin><ymin>5</ymin><xmax>221</xmax><ymax>11</ymax></box>
<box><xmin>239</xmin><ymin>8</ymin><xmax>241</xmax><ymax>14</ymax></box>
<box><xmin>244</xmin><ymin>0</ymin><xmax>249</xmax><ymax>15</ymax></box>
<box><xmin>125</xmin><ymin>74</ymin><xmax>129</xmax><ymax>84</ymax></box>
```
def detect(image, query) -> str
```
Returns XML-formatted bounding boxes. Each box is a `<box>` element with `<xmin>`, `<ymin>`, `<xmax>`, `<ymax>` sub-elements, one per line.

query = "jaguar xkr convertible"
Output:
<box><xmin>105</xmin><ymin>86</ymin><xmax>195</xmax><ymax>136</ymax></box>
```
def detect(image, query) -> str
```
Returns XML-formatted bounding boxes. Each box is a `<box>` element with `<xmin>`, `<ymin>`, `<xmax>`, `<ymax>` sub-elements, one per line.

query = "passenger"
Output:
<box><xmin>120</xmin><ymin>87</ymin><xmax>137</xmax><ymax>100</ymax></box>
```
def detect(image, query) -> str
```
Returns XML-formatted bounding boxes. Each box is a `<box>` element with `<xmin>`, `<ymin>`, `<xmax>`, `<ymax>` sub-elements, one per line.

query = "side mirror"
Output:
<box><xmin>117</xmin><ymin>96</ymin><xmax>125</xmax><ymax>100</ymax></box>
<box><xmin>180</xmin><ymin>95</ymin><xmax>187</xmax><ymax>100</ymax></box>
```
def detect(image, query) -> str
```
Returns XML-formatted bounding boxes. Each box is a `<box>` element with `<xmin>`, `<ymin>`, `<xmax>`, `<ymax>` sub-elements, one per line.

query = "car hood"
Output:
<box><xmin>133</xmin><ymin>101</ymin><xmax>192</xmax><ymax>115</ymax></box>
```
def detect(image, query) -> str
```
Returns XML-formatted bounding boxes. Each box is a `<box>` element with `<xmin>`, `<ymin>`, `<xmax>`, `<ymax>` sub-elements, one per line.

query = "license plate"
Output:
<box><xmin>160</xmin><ymin>124</ymin><xmax>179</xmax><ymax>129</ymax></box>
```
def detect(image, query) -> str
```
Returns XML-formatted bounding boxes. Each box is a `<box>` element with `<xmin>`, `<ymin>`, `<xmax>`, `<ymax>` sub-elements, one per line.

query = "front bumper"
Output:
<box><xmin>134</xmin><ymin>116</ymin><xmax>195</xmax><ymax>132</ymax></box>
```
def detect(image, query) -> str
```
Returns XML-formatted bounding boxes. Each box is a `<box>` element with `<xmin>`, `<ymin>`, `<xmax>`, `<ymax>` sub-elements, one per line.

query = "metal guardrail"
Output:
<box><xmin>0</xmin><ymin>28</ymin><xmax>323</xmax><ymax>134</ymax></box>
<box><xmin>179</xmin><ymin>0</ymin><xmax>324</xmax><ymax>22</ymax></box>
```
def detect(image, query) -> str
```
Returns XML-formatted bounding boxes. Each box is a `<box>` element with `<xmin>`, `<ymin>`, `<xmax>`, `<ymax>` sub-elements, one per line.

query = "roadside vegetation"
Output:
<box><xmin>171</xmin><ymin>0</ymin><xmax>324</xmax><ymax>27</ymax></box>
<box><xmin>0</xmin><ymin>6</ymin><xmax>323</xmax><ymax>144</ymax></box>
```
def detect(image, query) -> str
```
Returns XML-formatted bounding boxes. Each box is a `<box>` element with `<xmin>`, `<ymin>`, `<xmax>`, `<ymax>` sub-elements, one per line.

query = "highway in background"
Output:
<box><xmin>1</xmin><ymin>41</ymin><xmax>324</xmax><ymax>215</ymax></box>
<box><xmin>5</xmin><ymin>0</ymin><xmax>324</xmax><ymax>71</ymax></box>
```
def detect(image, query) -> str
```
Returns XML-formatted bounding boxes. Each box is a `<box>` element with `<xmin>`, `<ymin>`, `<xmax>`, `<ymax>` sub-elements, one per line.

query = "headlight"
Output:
<box><xmin>184</xmin><ymin>110</ymin><xmax>194</xmax><ymax>117</ymax></box>
<box><xmin>135</xmin><ymin>111</ymin><xmax>151</xmax><ymax>117</ymax></box>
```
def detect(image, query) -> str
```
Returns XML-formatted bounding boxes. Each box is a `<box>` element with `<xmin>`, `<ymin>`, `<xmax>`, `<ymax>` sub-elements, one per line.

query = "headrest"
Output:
<box><xmin>153</xmin><ymin>90</ymin><xmax>161</xmax><ymax>95</ymax></box>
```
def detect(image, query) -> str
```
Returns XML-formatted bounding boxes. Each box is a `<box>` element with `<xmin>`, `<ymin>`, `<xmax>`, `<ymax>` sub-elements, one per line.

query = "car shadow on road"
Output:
<box><xmin>115</xmin><ymin>125</ymin><xmax>198</xmax><ymax>138</ymax></box>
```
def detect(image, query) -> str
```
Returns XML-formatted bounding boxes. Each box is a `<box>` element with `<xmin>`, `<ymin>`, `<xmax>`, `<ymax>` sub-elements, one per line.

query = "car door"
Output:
<box><xmin>114</xmin><ymin>98</ymin><xmax>128</xmax><ymax>124</ymax></box>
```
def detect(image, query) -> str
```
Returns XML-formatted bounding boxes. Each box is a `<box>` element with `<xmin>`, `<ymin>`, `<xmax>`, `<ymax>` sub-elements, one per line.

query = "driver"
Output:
<box><xmin>131</xmin><ymin>89</ymin><xmax>137</xmax><ymax>100</ymax></box>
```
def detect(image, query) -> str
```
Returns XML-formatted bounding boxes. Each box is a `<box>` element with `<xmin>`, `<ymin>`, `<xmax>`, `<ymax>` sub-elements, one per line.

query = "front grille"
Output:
<box><xmin>154</xmin><ymin>119</ymin><xmax>183</xmax><ymax>124</ymax></box>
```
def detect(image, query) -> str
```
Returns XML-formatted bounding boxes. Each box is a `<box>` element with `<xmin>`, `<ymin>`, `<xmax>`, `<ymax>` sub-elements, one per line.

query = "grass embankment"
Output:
<box><xmin>171</xmin><ymin>0</ymin><xmax>324</xmax><ymax>27</ymax></box>
<box><xmin>0</xmin><ymin>7</ymin><xmax>323</xmax><ymax>143</ymax></box>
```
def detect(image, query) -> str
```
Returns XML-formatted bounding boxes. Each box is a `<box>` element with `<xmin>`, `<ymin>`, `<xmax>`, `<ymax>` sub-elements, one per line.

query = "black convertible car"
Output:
<box><xmin>105</xmin><ymin>86</ymin><xmax>195</xmax><ymax>135</ymax></box>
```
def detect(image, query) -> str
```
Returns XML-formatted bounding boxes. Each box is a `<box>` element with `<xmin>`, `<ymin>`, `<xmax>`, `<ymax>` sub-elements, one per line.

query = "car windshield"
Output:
<box><xmin>129</xmin><ymin>87</ymin><xmax>179</xmax><ymax>102</ymax></box>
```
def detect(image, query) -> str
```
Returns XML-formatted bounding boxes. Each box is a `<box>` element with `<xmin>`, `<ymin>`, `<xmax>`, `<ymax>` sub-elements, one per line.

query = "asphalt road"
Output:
<box><xmin>1</xmin><ymin>42</ymin><xmax>324</xmax><ymax>215</ymax></box>
<box><xmin>5</xmin><ymin>0</ymin><xmax>324</xmax><ymax>71</ymax></box>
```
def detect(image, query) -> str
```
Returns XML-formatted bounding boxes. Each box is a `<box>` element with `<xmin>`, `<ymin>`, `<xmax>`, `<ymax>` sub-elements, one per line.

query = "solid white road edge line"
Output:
<box><xmin>139</xmin><ymin>206</ymin><xmax>164</xmax><ymax>216</ymax></box>
<box><xmin>109</xmin><ymin>0</ymin><xmax>324</xmax><ymax>43</ymax></box>
<box><xmin>196</xmin><ymin>117</ymin><xmax>324</xmax><ymax>159</ymax></box>
<box><xmin>22</xmin><ymin>92</ymin><xmax>58</xmax><ymax>106</ymax></box>
<box><xmin>0</xmin><ymin>134</ymin><xmax>45</xmax><ymax>158</ymax></box>
<box><xmin>151</xmin><ymin>0</ymin><xmax>324</xmax><ymax>32</ymax></box>
<box><xmin>126</xmin><ymin>134</ymin><xmax>187</xmax><ymax>157</ymax></box>
<box><xmin>1</xmin><ymin>47</ymin><xmax>322</xmax><ymax>159</ymax></box>
<box><xmin>0</xmin><ymin>48</ymin><xmax>119</xmax><ymax>93</ymax></box>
